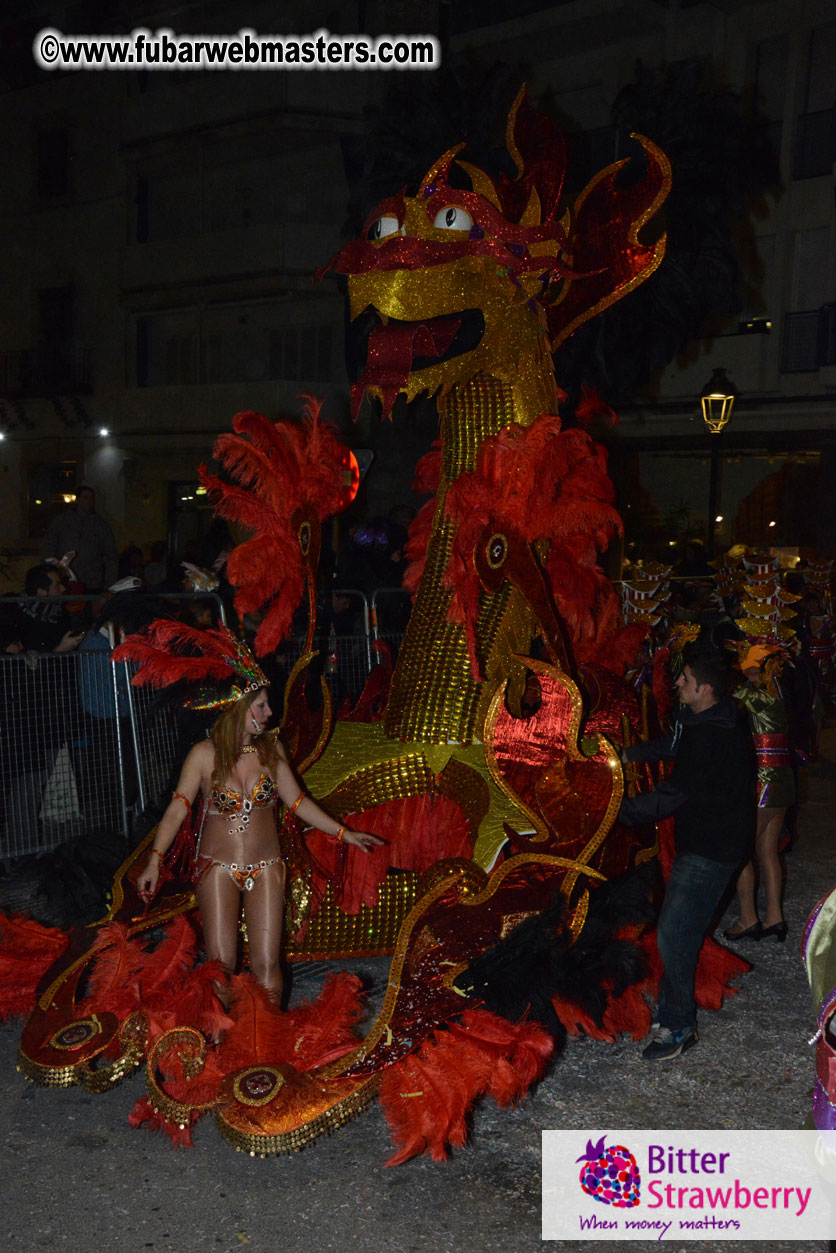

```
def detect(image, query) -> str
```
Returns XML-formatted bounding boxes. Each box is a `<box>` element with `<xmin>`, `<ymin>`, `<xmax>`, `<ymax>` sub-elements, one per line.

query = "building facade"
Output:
<box><xmin>0</xmin><ymin>0</ymin><xmax>833</xmax><ymax>584</ymax></box>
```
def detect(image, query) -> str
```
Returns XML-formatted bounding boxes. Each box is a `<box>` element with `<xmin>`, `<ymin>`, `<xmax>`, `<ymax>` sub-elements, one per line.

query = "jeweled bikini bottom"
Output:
<box><xmin>194</xmin><ymin>854</ymin><xmax>283</xmax><ymax>892</ymax></box>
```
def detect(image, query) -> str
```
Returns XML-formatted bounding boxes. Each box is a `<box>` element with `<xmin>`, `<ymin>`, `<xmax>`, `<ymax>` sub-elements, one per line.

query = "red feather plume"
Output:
<box><xmin>287</xmin><ymin>972</ymin><xmax>368</xmax><ymax>1068</ymax></box>
<box><xmin>441</xmin><ymin>414</ymin><xmax>624</xmax><ymax>675</ymax></box>
<box><xmin>0</xmin><ymin>913</ymin><xmax>69</xmax><ymax>1020</ymax></box>
<box><xmin>379</xmin><ymin>1008</ymin><xmax>553</xmax><ymax>1165</ymax></box>
<box><xmin>199</xmin><ymin>398</ymin><xmax>349</xmax><ymax>656</ymax></box>
<box><xmin>112</xmin><ymin>619</ymin><xmax>257</xmax><ymax>690</ymax></box>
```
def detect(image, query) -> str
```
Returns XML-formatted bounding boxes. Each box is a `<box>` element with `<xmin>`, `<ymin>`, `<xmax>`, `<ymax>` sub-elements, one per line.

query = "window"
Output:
<box><xmin>137</xmin><ymin>308</ymin><xmax>335</xmax><ymax>386</ymax></box>
<box><xmin>790</xmin><ymin>227</ymin><xmax>832</xmax><ymax>310</ymax></box>
<box><xmin>755</xmin><ymin>36</ymin><xmax>788</xmax><ymax>121</ymax></box>
<box><xmin>794</xmin><ymin>22</ymin><xmax>836</xmax><ymax>178</ymax></box>
<box><xmin>805</xmin><ymin>21</ymin><xmax>836</xmax><ymax>112</ymax></box>
<box><xmin>136</xmin><ymin>312</ymin><xmax>198</xmax><ymax>386</ymax></box>
<box><xmin>164</xmin><ymin>336</ymin><xmax>198</xmax><ymax>386</ymax></box>
<box><xmin>36</xmin><ymin>128</ymin><xmax>70</xmax><ymax>199</ymax></box>
<box><xmin>754</xmin><ymin>36</ymin><xmax>787</xmax><ymax>169</ymax></box>
<box><xmin>26</xmin><ymin>461</ymin><xmax>78</xmax><ymax>539</ymax></box>
<box><xmin>269</xmin><ymin>326</ymin><xmax>333</xmax><ymax>381</ymax></box>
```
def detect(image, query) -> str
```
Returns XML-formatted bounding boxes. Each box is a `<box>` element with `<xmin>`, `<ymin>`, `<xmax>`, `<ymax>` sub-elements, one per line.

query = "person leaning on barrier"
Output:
<box><xmin>18</xmin><ymin>565</ymin><xmax>84</xmax><ymax>654</ymax></box>
<box><xmin>73</xmin><ymin>578</ymin><xmax>150</xmax><ymax>826</ymax></box>
<box><xmin>617</xmin><ymin>648</ymin><xmax>756</xmax><ymax>1062</ymax></box>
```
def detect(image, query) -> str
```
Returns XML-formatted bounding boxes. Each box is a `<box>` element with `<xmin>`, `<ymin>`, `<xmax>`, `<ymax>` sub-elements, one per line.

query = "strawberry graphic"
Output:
<box><xmin>577</xmin><ymin>1135</ymin><xmax>641</xmax><ymax>1207</ymax></box>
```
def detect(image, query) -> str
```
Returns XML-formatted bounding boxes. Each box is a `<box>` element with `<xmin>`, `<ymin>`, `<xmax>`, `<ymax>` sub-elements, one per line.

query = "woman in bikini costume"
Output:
<box><xmin>116</xmin><ymin>621</ymin><xmax>382</xmax><ymax>1005</ymax></box>
<box><xmin>724</xmin><ymin>643</ymin><xmax>795</xmax><ymax>944</ymax></box>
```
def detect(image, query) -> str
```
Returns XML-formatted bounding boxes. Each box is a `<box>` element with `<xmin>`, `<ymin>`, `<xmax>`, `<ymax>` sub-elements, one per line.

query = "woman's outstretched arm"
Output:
<box><xmin>137</xmin><ymin>742</ymin><xmax>207</xmax><ymax>899</ymax></box>
<box><xmin>272</xmin><ymin>745</ymin><xmax>384</xmax><ymax>853</ymax></box>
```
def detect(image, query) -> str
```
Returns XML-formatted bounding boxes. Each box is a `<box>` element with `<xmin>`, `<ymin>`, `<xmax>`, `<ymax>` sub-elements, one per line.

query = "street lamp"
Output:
<box><xmin>700</xmin><ymin>368</ymin><xmax>738</xmax><ymax>556</ymax></box>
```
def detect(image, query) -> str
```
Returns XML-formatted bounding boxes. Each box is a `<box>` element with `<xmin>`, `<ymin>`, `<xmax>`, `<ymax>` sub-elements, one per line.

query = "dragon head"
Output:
<box><xmin>322</xmin><ymin>87</ymin><xmax>671</xmax><ymax>419</ymax></box>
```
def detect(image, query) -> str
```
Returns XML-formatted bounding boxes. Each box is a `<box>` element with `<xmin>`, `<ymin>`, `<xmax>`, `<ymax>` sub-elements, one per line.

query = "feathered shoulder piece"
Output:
<box><xmin>199</xmin><ymin>397</ymin><xmax>349</xmax><ymax>657</ymax></box>
<box><xmin>112</xmin><ymin>620</ymin><xmax>268</xmax><ymax>710</ymax></box>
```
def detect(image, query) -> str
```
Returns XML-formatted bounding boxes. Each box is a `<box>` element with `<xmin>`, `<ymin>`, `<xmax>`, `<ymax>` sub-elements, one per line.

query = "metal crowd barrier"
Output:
<box><xmin>276</xmin><ymin>589</ymin><xmax>403</xmax><ymax>712</ymax></box>
<box><xmin>123</xmin><ymin>673</ymin><xmax>180</xmax><ymax>817</ymax></box>
<box><xmin>116</xmin><ymin>591</ymin><xmax>229</xmax><ymax>815</ymax></box>
<box><xmin>0</xmin><ymin>649</ymin><xmax>132</xmax><ymax>858</ymax></box>
<box><xmin>0</xmin><ymin>589</ymin><xmax>406</xmax><ymax>859</ymax></box>
<box><xmin>0</xmin><ymin>592</ymin><xmax>226</xmax><ymax>858</ymax></box>
<box><xmin>371</xmin><ymin>587</ymin><xmax>411</xmax><ymax>665</ymax></box>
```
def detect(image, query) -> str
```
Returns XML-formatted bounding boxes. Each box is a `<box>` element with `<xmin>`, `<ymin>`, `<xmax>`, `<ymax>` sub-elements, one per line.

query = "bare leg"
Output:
<box><xmin>243</xmin><ymin>862</ymin><xmax>286</xmax><ymax>1004</ymax></box>
<box><xmin>755</xmin><ymin>807</ymin><xmax>786</xmax><ymax>927</ymax></box>
<box><xmin>195</xmin><ymin>865</ymin><xmax>241</xmax><ymax>1008</ymax></box>
<box><xmin>731</xmin><ymin>858</ymin><xmax>759</xmax><ymax>932</ymax></box>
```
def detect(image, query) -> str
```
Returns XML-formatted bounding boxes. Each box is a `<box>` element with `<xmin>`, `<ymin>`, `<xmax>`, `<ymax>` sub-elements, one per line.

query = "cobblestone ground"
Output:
<box><xmin>1</xmin><ymin>731</ymin><xmax>834</xmax><ymax>1252</ymax></box>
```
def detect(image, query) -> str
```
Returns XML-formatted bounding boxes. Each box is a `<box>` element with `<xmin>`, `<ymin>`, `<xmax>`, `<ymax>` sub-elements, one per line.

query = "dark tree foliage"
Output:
<box><xmin>343</xmin><ymin>56</ymin><xmax>521</xmax><ymax>233</ymax></box>
<box><xmin>554</xmin><ymin>59</ymin><xmax>780</xmax><ymax>411</ymax></box>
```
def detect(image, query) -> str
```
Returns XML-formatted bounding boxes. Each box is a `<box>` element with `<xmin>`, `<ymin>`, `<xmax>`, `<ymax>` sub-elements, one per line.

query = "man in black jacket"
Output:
<box><xmin>619</xmin><ymin>651</ymin><xmax>755</xmax><ymax>1061</ymax></box>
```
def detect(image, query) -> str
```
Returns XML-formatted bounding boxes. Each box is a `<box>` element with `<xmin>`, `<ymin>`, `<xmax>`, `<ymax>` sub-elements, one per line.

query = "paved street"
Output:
<box><xmin>1</xmin><ymin>731</ymin><xmax>834</xmax><ymax>1252</ymax></box>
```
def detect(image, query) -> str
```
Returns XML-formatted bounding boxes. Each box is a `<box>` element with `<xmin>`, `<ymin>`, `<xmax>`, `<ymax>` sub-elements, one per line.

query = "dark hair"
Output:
<box><xmin>24</xmin><ymin>563</ymin><xmax>55</xmax><ymax>595</ymax></box>
<box><xmin>77</xmin><ymin>485</ymin><xmax>95</xmax><ymax>497</ymax></box>
<box><xmin>682</xmin><ymin>647</ymin><xmax>731</xmax><ymax>699</ymax></box>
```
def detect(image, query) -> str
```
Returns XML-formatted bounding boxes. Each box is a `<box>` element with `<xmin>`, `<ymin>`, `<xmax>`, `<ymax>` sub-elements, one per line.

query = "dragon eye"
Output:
<box><xmin>432</xmin><ymin>206</ymin><xmax>474</xmax><ymax>231</ymax></box>
<box><xmin>367</xmin><ymin>215</ymin><xmax>400</xmax><ymax>241</ymax></box>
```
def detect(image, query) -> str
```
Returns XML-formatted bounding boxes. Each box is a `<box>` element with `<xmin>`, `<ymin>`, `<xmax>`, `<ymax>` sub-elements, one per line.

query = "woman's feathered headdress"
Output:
<box><xmin>112</xmin><ymin>620</ymin><xmax>268</xmax><ymax>711</ymax></box>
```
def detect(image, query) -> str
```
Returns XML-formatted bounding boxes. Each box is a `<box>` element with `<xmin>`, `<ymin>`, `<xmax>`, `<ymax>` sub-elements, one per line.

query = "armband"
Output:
<box><xmin>172</xmin><ymin>792</ymin><xmax>191</xmax><ymax>815</ymax></box>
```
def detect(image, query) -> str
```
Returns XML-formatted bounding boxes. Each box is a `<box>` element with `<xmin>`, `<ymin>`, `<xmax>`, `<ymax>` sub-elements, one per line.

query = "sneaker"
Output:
<box><xmin>641</xmin><ymin>1024</ymin><xmax>698</xmax><ymax>1061</ymax></box>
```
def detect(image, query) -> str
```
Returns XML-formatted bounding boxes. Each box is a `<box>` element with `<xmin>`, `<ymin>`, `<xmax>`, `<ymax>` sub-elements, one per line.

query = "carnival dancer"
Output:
<box><xmin>724</xmin><ymin>643</ymin><xmax>795</xmax><ymax>943</ymax></box>
<box><xmin>113</xmin><ymin>621</ymin><xmax>382</xmax><ymax>1006</ymax></box>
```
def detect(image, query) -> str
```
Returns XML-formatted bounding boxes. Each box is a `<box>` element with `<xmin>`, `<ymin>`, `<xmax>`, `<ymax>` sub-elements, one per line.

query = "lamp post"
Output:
<box><xmin>700</xmin><ymin>368</ymin><xmax>738</xmax><ymax>558</ymax></box>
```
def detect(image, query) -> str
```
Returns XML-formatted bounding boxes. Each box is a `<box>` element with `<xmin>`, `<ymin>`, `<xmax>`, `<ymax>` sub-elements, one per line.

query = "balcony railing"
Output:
<box><xmin>781</xmin><ymin>306</ymin><xmax>836</xmax><ymax>373</ymax></box>
<box><xmin>793</xmin><ymin>109</ymin><xmax>836</xmax><ymax>180</ymax></box>
<box><xmin>0</xmin><ymin>347</ymin><xmax>92</xmax><ymax>396</ymax></box>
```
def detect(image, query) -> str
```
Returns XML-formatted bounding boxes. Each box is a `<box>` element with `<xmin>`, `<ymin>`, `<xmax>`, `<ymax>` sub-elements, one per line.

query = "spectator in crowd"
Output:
<box><xmin>73</xmin><ymin>578</ymin><xmax>147</xmax><ymax>828</ymax></box>
<box><xmin>386</xmin><ymin>504</ymin><xmax>415</xmax><ymax>580</ymax></box>
<box><xmin>144</xmin><ymin>541</ymin><xmax>168</xmax><ymax>590</ymax></box>
<box><xmin>675</xmin><ymin>540</ymin><xmax>713</xmax><ymax>580</ymax></box>
<box><xmin>185</xmin><ymin>597</ymin><xmax>221</xmax><ymax>630</ymax></box>
<box><xmin>195</xmin><ymin>518</ymin><xmax>234</xmax><ymax>574</ymax></box>
<box><xmin>18</xmin><ymin>564</ymin><xmax>85</xmax><ymax>654</ymax></box>
<box><xmin>118</xmin><ymin>542</ymin><xmax>146</xmax><ymax>582</ymax></box>
<box><xmin>2</xmin><ymin>567</ymin><xmax>88</xmax><ymax>849</ymax></box>
<box><xmin>337</xmin><ymin>516</ymin><xmax>407</xmax><ymax>592</ymax></box>
<box><xmin>0</xmin><ymin>605</ymin><xmax>23</xmax><ymax>654</ymax></box>
<box><xmin>42</xmin><ymin>486</ymin><xmax>118</xmax><ymax>592</ymax></box>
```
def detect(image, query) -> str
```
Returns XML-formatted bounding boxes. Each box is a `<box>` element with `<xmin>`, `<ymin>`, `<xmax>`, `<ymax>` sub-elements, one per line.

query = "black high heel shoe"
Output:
<box><xmin>723</xmin><ymin>921</ymin><xmax>762</xmax><ymax>941</ymax></box>
<box><xmin>760</xmin><ymin>921</ymin><xmax>788</xmax><ymax>943</ymax></box>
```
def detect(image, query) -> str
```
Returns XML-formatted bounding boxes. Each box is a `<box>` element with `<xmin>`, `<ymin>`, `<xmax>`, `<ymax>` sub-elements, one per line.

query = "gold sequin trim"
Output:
<box><xmin>83</xmin><ymin>1013</ymin><xmax>149</xmax><ymax>1093</ymax></box>
<box><xmin>215</xmin><ymin>1076</ymin><xmax>379</xmax><ymax>1156</ymax></box>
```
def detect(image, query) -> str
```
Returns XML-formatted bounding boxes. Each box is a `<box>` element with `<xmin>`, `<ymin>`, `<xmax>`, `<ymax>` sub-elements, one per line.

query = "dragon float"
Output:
<box><xmin>4</xmin><ymin>90</ymin><xmax>747</xmax><ymax>1161</ymax></box>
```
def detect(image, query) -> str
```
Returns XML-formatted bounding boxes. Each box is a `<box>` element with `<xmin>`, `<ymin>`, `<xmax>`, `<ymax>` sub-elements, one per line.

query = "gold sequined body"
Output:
<box><xmin>303</xmin><ymin>297</ymin><xmax>561</xmax><ymax>863</ymax></box>
<box><xmin>306</xmin><ymin>96</ymin><xmax>670</xmax><ymax>879</ymax></box>
<box><xmin>384</xmin><ymin>364</ymin><xmax>555</xmax><ymax>745</ymax></box>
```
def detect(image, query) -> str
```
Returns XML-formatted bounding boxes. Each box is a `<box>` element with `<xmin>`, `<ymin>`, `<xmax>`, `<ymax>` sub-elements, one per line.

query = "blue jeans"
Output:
<box><xmin>656</xmin><ymin>851</ymin><xmax>737</xmax><ymax>1031</ymax></box>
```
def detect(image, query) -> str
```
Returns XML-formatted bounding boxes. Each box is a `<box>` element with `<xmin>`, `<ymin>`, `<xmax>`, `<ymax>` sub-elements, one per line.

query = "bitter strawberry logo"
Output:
<box><xmin>577</xmin><ymin>1135</ymin><xmax>641</xmax><ymax>1207</ymax></box>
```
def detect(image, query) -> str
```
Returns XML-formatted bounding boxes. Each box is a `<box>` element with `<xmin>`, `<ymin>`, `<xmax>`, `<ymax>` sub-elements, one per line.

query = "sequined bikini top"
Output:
<box><xmin>209</xmin><ymin>771</ymin><xmax>280</xmax><ymax>815</ymax></box>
